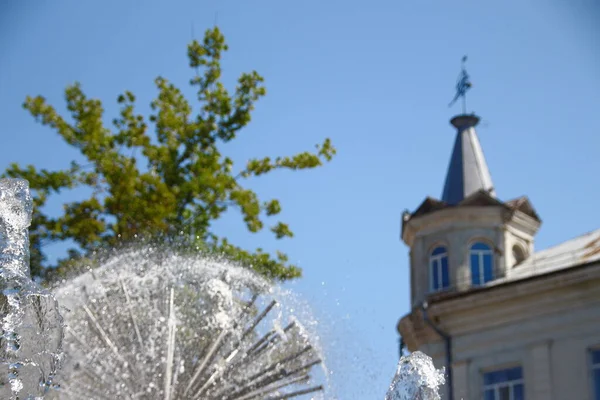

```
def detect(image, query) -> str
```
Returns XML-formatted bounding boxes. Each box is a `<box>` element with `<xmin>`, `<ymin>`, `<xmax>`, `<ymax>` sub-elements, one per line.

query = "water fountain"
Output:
<box><xmin>0</xmin><ymin>178</ymin><xmax>63</xmax><ymax>399</ymax></box>
<box><xmin>49</xmin><ymin>247</ymin><xmax>328</xmax><ymax>399</ymax></box>
<box><xmin>385</xmin><ymin>352</ymin><xmax>445</xmax><ymax>400</ymax></box>
<box><xmin>1</xmin><ymin>176</ymin><xmax>446</xmax><ymax>400</ymax></box>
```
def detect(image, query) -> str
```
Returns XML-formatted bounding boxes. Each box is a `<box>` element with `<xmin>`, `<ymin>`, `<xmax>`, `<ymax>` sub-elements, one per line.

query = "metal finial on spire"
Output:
<box><xmin>448</xmin><ymin>55</ymin><xmax>472</xmax><ymax>114</ymax></box>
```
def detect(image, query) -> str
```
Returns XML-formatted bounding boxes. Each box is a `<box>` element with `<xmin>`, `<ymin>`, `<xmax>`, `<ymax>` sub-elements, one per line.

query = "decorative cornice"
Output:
<box><xmin>402</xmin><ymin>205</ymin><xmax>506</xmax><ymax>246</ymax></box>
<box><xmin>505</xmin><ymin>210</ymin><xmax>541</xmax><ymax>237</ymax></box>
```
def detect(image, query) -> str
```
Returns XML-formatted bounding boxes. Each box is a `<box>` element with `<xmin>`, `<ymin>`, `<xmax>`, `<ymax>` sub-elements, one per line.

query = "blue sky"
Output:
<box><xmin>1</xmin><ymin>1</ymin><xmax>599</xmax><ymax>398</ymax></box>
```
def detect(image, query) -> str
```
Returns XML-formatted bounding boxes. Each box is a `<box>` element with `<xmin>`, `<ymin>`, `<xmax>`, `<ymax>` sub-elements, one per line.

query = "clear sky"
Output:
<box><xmin>1</xmin><ymin>1</ymin><xmax>599</xmax><ymax>398</ymax></box>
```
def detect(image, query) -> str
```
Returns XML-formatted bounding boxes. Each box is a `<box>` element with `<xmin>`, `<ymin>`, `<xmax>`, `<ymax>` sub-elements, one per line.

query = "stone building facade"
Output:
<box><xmin>397</xmin><ymin>114</ymin><xmax>600</xmax><ymax>400</ymax></box>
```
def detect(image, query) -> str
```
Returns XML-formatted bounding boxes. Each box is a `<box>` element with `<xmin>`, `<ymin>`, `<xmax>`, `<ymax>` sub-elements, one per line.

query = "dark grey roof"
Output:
<box><xmin>441</xmin><ymin>114</ymin><xmax>495</xmax><ymax>205</ymax></box>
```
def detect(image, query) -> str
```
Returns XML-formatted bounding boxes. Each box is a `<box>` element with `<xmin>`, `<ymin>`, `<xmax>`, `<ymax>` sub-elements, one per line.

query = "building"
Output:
<box><xmin>397</xmin><ymin>113</ymin><xmax>600</xmax><ymax>400</ymax></box>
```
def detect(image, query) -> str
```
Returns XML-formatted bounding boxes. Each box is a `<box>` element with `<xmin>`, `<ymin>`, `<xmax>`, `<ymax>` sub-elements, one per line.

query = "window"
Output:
<box><xmin>512</xmin><ymin>245</ymin><xmax>525</xmax><ymax>267</ymax></box>
<box><xmin>592</xmin><ymin>349</ymin><xmax>600</xmax><ymax>400</ymax></box>
<box><xmin>470</xmin><ymin>242</ymin><xmax>494</xmax><ymax>286</ymax></box>
<box><xmin>483</xmin><ymin>366</ymin><xmax>524</xmax><ymax>400</ymax></box>
<box><xmin>430</xmin><ymin>246</ymin><xmax>450</xmax><ymax>291</ymax></box>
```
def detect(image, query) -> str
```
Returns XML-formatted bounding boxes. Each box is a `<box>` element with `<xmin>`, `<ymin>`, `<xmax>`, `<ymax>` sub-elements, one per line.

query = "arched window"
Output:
<box><xmin>470</xmin><ymin>242</ymin><xmax>494</xmax><ymax>286</ymax></box>
<box><xmin>430</xmin><ymin>246</ymin><xmax>450</xmax><ymax>292</ymax></box>
<box><xmin>512</xmin><ymin>245</ymin><xmax>525</xmax><ymax>267</ymax></box>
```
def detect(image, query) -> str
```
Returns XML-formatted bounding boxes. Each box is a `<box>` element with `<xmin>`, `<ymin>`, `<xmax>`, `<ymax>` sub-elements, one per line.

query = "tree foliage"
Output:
<box><xmin>3</xmin><ymin>27</ymin><xmax>335</xmax><ymax>282</ymax></box>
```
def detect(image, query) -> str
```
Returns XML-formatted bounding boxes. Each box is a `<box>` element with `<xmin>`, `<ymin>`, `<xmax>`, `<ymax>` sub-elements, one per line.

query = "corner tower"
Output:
<box><xmin>401</xmin><ymin>113</ymin><xmax>541</xmax><ymax>308</ymax></box>
<box><xmin>398</xmin><ymin>111</ymin><xmax>543</xmax><ymax>400</ymax></box>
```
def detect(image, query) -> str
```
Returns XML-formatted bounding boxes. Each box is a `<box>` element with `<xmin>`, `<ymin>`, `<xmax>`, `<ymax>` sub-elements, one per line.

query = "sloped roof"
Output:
<box><xmin>508</xmin><ymin>228</ymin><xmax>600</xmax><ymax>280</ymax></box>
<box><xmin>410</xmin><ymin>197</ymin><xmax>447</xmax><ymax>219</ymax></box>
<box><xmin>441</xmin><ymin>115</ymin><xmax>495</xmax><ymax>205</ymax></box>
<box><xmin>402</xmin><ymin>191</ymin><xmax>542</xmax><ymax>239</ymax></box>
<box><xmin>406</xmin><ymin>190</ymin><xmax>539</xmax><ymax>221</ymax></box>
<box><xmin>405</xmin><ymin>114</ymin><xmax>545</xmax><ymax>223</ymax></box>
<box><xmin>505</xmin><ymin>196</ymin><xmax>541</xmax><ymax>222</ymax></box>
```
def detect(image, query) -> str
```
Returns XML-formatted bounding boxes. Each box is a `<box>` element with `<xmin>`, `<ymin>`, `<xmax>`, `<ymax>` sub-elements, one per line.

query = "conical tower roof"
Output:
<box><xmin>441</xmin><ymin>114</ymin><xmax>495</xmax><ymax>205</ymax></box>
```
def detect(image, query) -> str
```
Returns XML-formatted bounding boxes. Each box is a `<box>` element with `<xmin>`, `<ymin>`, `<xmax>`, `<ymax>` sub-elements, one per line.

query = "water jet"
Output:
<box><xmin>0</xmin><ymin>178</ymin><xmax>63</xmax><ymax>399</ymax></box>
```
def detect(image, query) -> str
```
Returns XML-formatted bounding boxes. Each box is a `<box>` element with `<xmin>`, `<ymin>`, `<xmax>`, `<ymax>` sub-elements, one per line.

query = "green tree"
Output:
<box><xmin>3</xmin><ymin>27</ymin><xmax>335</xmax><ymax>282</ymax></box>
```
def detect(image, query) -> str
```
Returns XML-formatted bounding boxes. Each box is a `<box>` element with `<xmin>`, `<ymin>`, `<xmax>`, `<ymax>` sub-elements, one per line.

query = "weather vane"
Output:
<box><xmin>448</xmin><ymin>55</ymin><xmax>472</xmax><ymax>114</ymax></box>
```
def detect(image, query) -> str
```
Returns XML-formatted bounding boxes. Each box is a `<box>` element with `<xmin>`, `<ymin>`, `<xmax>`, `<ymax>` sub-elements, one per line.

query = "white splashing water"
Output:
<box><xmin>0</xmin><ymin>178</ymin><xmax>447</xmax><ymax>399</ymax></box>
<box><xmin>385</xmin><ymin>351</ymin><xmax>445</xmax><ymax>400</ymax></box>
<box><xmin>49</xmin><ymin>247</ymin><xmax>330</xmax><ymax>400</ymax></box>
<box><xmin>0</xmin><ymin>178</ymin><xmax>64</xmax><ymax>399</ymax></box>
